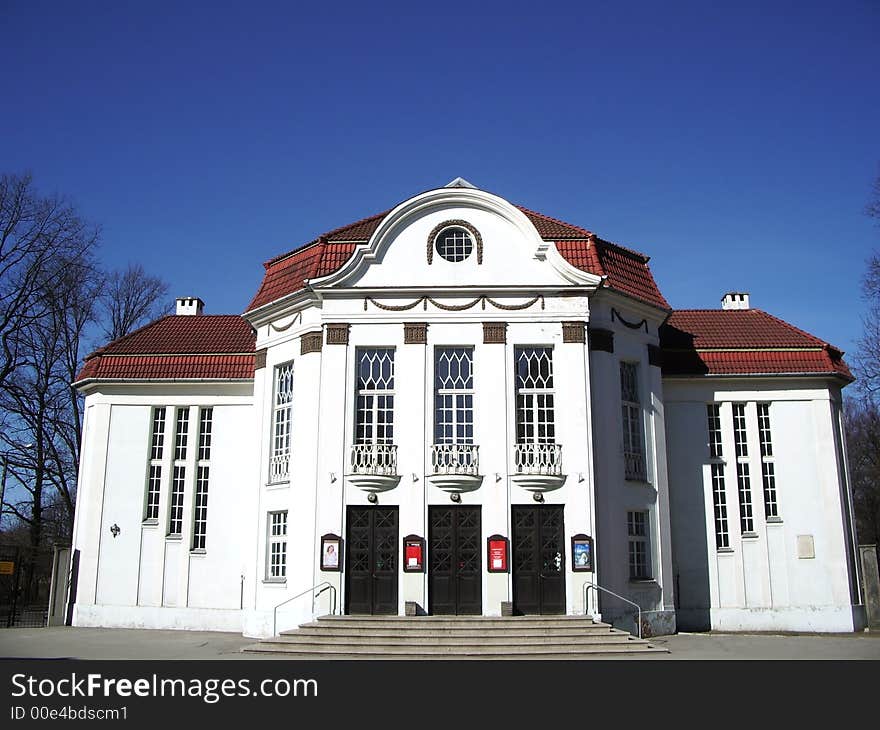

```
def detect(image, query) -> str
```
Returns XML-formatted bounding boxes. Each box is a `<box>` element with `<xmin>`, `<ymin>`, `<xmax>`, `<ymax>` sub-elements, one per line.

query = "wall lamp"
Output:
<box><xmin>110</xmin><ymin>523</ymin><xmax>121</xmax><ymax>538</ymax></box>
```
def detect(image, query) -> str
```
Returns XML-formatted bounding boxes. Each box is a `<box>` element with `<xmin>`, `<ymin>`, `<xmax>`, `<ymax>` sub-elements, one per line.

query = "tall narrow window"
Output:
<box><xmin>732</xmin><ymin>403</ymin><xmax>754</xmax><ymax>533</ymax></box>
<box><xmin>514</xmin><ymin>347</ymin><xmax>560</xmax><ymax>474</ymax></box>
<box><xmin>433</xmin><ymin>348</ymin><xmax>476</xmax><ymax>473</ymax></box>
<box><xmin>270</xmin><ymin>362</ymin><xmax>294</xmax><ymax>482</ymax></box>
<box><xmin>353</xmin><ymin>348</ymin><xmax>396</xmax><ymax>475</ymax></box>
<box><xmin>627</xmin><ymin>511</ymin><xmax>651</xmax><ymax>580</ymax></box>
<box><xmin>267</xmin><ymin>511</ymin><xmax>288</xmax><ymax>580</ymax></box>
<box><xmin>620</xmin><ymin>362</ymin><xmax>646</xmax><ymax>481</ymax></box>
<box><xmin>707</xmin><ymin>404</ymin><xmax>729</xmax><ymax>549</ymax></box>
<box><xmin>144</xmin><ymin>407</ymin><xmax>166</xmax><ymax>521</ymax></box>
<box><xmin>168</xmin><ymin>407</ymin><xmax>189</xmax><ymax>536</ymax></box>
<box><xmin>757</xmin><ymin>403</ymin><xmax>779</xmax><ymax>519</ymax></box>
<box><xmin>192</xmin><ymin>407</ymin><xmax>213</xmax><ymax>551</ymax></box>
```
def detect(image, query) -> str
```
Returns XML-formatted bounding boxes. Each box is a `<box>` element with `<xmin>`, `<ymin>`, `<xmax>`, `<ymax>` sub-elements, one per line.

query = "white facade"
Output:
<box><xmin>70</xmin><ymin>183</ymin><xmax>864</xmax><ymax>638</ymax></box>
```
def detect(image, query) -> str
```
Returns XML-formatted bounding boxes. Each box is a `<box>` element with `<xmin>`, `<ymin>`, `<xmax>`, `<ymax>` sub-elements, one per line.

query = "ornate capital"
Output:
<box><xmin>404</xmin><ymin>322</ymin><xmax>428</xmax><ymax>344</ymax></box>
<box><xmin>301</xmin><ymin>331</ymin><xmax>323</xmax><ymax>355</ymax></box>
<box><xmin>325</xmin><ymin>323</ymin><xmax>350</xmax><ymax>345</ymax></box>
<box><xmin>483</xmin><ymin>322</ymin><xmax>507</xmax><ymax>344</ymax></box>
<box><xmin>562</xmin><ymin>321</ymin><xmax>586</xmax><ymax>344</ymax></box>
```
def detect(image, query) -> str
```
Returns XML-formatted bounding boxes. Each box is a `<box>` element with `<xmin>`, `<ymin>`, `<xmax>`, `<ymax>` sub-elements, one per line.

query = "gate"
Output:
<box><xmin>0</xmin><ymin>544</ymin><xmax>53</xmax><ymax>628</ymax></box>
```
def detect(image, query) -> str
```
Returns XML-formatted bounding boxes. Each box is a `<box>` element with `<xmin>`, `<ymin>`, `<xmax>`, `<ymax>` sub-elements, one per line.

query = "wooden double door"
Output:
<box><xmin>429</xmin><ymin>506</ymin><xmax>482</xmax><ymax>615</ymax></box>
<box><xmin>345</xmin><ymin>506</ymin><xmax>399</xmax><ymax>615</ymax></box>
<box><xmin>512</xmin><ymin>505</ymin><xmax>566</xmax><ymax>615</ymax></box>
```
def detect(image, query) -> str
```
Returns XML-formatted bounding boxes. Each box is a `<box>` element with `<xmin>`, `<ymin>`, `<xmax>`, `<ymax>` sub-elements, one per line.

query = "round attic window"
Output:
<box><xmin>435</xmin><ymin>226</ymin><xmax>474</xmax><ymax>262</ymax></box>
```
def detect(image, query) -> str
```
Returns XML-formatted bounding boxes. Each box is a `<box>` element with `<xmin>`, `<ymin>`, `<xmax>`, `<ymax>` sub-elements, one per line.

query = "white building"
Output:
<box><xmin>70</xmin><ymin>180</ymin><xmax>865</xmax><ymax>637</ymax></box>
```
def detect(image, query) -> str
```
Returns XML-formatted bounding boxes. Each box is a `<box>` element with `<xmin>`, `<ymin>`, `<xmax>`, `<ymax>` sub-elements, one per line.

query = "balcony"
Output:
<box><xmin>624</xmin><ymin>451</ymin><xmax>647</xmax><ymax>482</ymax></box>
<box><xmin>427</xmin><ymin>444</ymin><xmax>483</xmax><ymax>493</ymax></box>
<box><xmin>270</xmin><ymin>453</ymin><xmax>290</xmax><ymax>483</ymax></box>
<box><xmin>511</xmin><ymin>442</ymin><xmax>565</xmax><ymax>492</ymax></box>
<box><xmin>347</xmin><ymin>443</ymin><xmax>401</xmax><ymax>492</ymax></box>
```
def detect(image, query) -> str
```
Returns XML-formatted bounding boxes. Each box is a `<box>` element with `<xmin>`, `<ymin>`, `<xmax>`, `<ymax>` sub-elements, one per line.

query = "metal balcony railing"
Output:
<box><xmin>350</xmin><ymin>443</ymin><xmax>398</xmax><ymax>476</ymax></box>
<box><xmin>514</xmin><ymin>443</ymin><xmax>562</xmax><ymax>475</ymax></box>
<box><xmin>269</xmin><ymin>452</ymin><xmax>290</xmax><ymax>482</ymax></box>
<box><xmin>431</xmin><ymin>443</ymin><xmax>480</xmax><ymax>475</ymax></box>
<box><xmin>624</xmin><ymin>451</ymin><xmax>647</xmax><ymax>481</ymax></box>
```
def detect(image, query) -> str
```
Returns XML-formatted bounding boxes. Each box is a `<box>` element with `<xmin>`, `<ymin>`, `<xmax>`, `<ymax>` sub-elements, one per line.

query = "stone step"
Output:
<box><xmin>243</xmin><ymin>640</ymin><xmax>664</xmax><ymax>656</ymax></box>
<box><xmin>285</xmin><ymin>626</ymin><xmax>624</xmax><ymax>639</ymax></box>
<box><xmin>300</xmin><ymin>616</ymin><xmax>610</xmax><ymax>631</ymax></box>
<box><xmin>267</xmin><ymin>632</ymin><xmax>638</xmax><ymax>647</ymax></box>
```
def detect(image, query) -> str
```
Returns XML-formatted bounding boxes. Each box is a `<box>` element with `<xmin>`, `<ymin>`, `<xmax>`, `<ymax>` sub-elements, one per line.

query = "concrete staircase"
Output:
<box><xmin>242</xmin><ymin>615</ymin><xmax>668</xmax><ymax>659</ymax></box>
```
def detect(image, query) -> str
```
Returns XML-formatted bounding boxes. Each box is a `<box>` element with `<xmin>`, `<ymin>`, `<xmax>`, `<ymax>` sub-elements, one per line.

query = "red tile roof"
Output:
<box><xmin>75</xmin><ymin>315</ymin><xmax>256</xmax><ymax>385</ymax></box>
<box><xmin>660</xmin><ymin>309</ymin><xmax>852</xmax><ymax>381</ymax></box>
<box><xmin>246</xmin><ymin>203</ymin><xmax>669</xmax><ymax>312</ymax></box>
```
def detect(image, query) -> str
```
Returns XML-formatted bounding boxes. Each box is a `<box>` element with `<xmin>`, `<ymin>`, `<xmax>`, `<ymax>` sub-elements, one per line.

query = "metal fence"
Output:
<box><xmin>0</xmin><ymin>544</ymin><xmax>52</xmax><ymax>628</ymax></box>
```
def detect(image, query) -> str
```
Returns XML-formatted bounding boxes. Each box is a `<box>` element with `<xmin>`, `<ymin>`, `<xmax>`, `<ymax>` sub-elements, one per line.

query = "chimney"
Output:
<box><xmin>721</xmin><ymin>292</ymin><xmax>750</xmax><ymax>310</ymax></box>
<box><xmin>176</xmin><ymin>297</ymin><xmax>205</xmax><ymax>316</ymax></box>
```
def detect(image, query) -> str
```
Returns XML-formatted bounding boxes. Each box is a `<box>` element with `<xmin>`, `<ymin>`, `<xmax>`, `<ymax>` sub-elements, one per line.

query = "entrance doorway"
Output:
<box><xmin>512</xmin><ymin>505</ymin><xmax>565</xmax><ymax>615</ymax></box>
<box><xmin>345</xmin><ymin>506</ymin><xmax>399</xmax><ymax>615</ymax></box>
<box><xmin>428</xmin><ymin>506</ymin><xmax>482</xmax><ymax>615</ymax></box>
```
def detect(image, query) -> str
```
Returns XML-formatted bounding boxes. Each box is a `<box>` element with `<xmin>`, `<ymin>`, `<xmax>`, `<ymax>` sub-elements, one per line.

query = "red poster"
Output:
<box><xmin>489</xmin><ymin>539</ymin><xmax>507</xmax><ymax>572</ymax></box>
<box><xmin>405</xmin><ymin>543</ymin><xmax>422</xmax><ymax>570</ymax></box>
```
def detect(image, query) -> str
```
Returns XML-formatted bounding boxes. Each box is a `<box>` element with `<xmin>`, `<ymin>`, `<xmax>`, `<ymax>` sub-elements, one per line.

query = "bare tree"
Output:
<box><xmin>99</xmin><ymin>263</ymin><xmax>170</xmax><ymax>342</ymax></box>
<box><xmin>867</xmin><ymin>167</ymin><xmax>880</xmax><ymax>222</ymax></box>
<box><xmin>846</xmin><ymin>398</ymin><xmax>880</xmax><ymax>544</ymax></box>
<box><xmin>0</xmin><ymin>173</ymin><xmax>99</xmax><ymax>385</ymax></box>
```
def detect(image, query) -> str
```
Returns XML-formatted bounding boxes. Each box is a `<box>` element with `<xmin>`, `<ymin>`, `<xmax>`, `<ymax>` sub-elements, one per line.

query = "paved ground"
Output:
<box><xmin>1</xmin><ymin>626</ymin><xmax>878</xmax><ymax>660</ymax></box>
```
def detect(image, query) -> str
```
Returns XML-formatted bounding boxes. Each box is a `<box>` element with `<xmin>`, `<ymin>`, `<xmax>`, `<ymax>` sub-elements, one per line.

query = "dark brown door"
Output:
<box><xmin>429</xmin><ymin>506</ymin><xmax>482</xmax><ymax>615</ymax></box>
<box><xmin>512</xmin><ymin>505</ymin><xmax>565</xmax><ymax>615</ymax></box>
<box><xmin>345</xmin><ymin>506</ymin><xmax>399</xmax><ymax>615</ymax></box>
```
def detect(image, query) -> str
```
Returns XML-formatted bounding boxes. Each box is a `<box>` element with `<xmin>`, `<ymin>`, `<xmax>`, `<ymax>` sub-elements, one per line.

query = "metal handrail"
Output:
<box><xmin>272</xmin><ymin>581</ymin><xmax>337</xmax><ymax>636</ymax></box>
<box><xmin>582</xmin><ymin>579</ymin><xmax>642</xmax><ymax>639</ymax></box>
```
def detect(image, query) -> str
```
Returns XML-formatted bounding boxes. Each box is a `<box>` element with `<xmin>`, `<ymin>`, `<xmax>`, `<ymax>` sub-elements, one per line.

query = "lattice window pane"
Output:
<box><xmin>191</xmin><ymin>465</ymin><xmax>209</xmax><ymax>550</ymax></box>
<box><xmin>762</xmin><ymin>461</ymin><xmax>779</xmax><ymax>518</ymax></box>
<box><xmin>168</xmin><ymin>465</ymin><xmax>186</xmax><ymax>536</ymax></box>
<box><xmin>198</xmin><ymin>407</ymin><xmax>213</xmax><ymax>462</ymax></box>
<box><xmin>515</xmin><ymin>347</ymin><xmax>555</xmax><ymax>445</ymax></box>
<box><xmin>620</xmin><ymin>362</ymin><xmax>640</xmax><ymax>404</ymax></box>
<box><xmin>711</xmin><ymin>463</ymin><xmax>729</xmax><ymax>549</ymax></box>
<box><xmin>627</xmin><ymin>511</ymin><xmax>650</xmax><ymax>580</ymax></box>
<box><xmin>707</xmin><ymin>404</ymin><xmax>723</xmax><ymax>459</ymax></box>
<box><xmin>267</xmin><ymin>511</ymin><xmax>288</xmax><ymax>580</ymax></box>
<box><xmin>732</xmin><ymin>403</ymin><xmax>748</xmax><ymax>458</ymax></box>
<box><xmin>150</xmin><ymin>407</ymin><xmax>166</xmax><ymax>460</ymax></box>
<box><xmin>436</xmin><ymin>227</ymin><xmax>474</xmax><ymax>262</ymax></box>
<box><xmin>757</xmin><ymin>403</ymin><xmax>773</xmax><ymax>457</ymax></box>
<box><xmin>174</xmin><ymin>408</ymin><xmax>189</xmax><ymax>461</ymax></box>
<box><xmin>145</xmin><ymin>464</ymin><xmax>161</xmax><ymax>521</ymax></box>
<box><xmin>434</xmin><ymin>348</ymin><xmax>474</xmax><ymax>447</ymax></box>
<box><xmin>737</xmin><ymin>461</ymin><xmax>754</xmax><ymax>533</ymax></box>
<box><xmin>356</xmin><ymin>349</ymin><xmax>395</xmax><ymax>446</ymax></box>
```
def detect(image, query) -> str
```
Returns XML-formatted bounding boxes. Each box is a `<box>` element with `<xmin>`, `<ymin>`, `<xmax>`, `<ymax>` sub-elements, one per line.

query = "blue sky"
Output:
<box><xmin>2</xmin><ymin>1</ymin><xmax>878</xmax><ymax>358</ymax></box>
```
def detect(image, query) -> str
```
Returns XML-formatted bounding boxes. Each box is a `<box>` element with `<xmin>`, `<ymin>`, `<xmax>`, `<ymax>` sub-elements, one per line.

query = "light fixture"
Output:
<box><xmin>329</xmin><ymin>472</ymin><xmax>337</xmax><ymax>483</ymax></box>
<box><xmin>578</xmin><ymin>473</ymin><xmax>585</xmax><ymax>483</ymax></box>
<box><xmin>533</xmin><ymin>493</ymin><xmax>544</xmax><ymax>503</ymax></box>
<box><xmin>110</xmin><ymin>523</ymin><xmax>121</xmax><ymax>538</ymax></box>
<box><xmin>450</xmin><ymin>493</ymin><xmax>461</xmax><ymax>503</ymax></box>
<box><xmin>367</xmin><ymin>493</ymin><xmax>378</xmax><ymax>504</ymax></box>
<box><xmin>412</xmin><ymin>473</ymin><xmax>419</xmax><ymax>482</ymax></box>
<box><xmin>495</xmin><ymin>473</ymin><xmax>502</xmax><ymax>482</ymax></box>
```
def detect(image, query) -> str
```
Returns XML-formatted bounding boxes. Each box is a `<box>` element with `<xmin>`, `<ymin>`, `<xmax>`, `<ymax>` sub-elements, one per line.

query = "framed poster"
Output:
<box><xmin>486</xmin><ymin>534</ymin><xmax>509</xmax><ymax>573</ymax></box>
<box><xmin>320</xmin><ymin>533</ymin><xmax>342</xmax><ymax>572</ymax></box>
<box><xmin>571</xmin><ymin>534</ymin><xmax>594</xmax><ymax>572</ymax></box>
<box><xmin>403</xmin><ymin>535</ymin><xmax>425</xmax><ymax>573</ymax></box>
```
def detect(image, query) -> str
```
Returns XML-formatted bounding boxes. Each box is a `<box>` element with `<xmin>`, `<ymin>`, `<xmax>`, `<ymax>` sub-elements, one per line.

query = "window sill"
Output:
<box><xmin>262</xmin><ymin>579</ymin><xmax>287</xmax><ymax>585</ymax></box>
<box><xmin>166</xmin><ymin>535</ymin><xmax>182</xmax><ymax>542</ymax></box>
<box><xmin>766</xmin><ymin>516</ymin><xmax>783</xmax><ymax>524</ymax></box>
<box><xmin>742</xmin><ymin>532</ymin><xmax>759</xmax><ymax>540</ymax></box>
<box><xmin>717</xmin><ymin>547</ymin><xmax>735</xmax><ymax>554</ymax></box>
<box><xmin>628</xmin><ymin>578</ymin><xmax>656</xmax><ymax>585</ymax></box>
<box><xmin>624</xmin><ymin>477</ymin><xmax>654</xmax><ymax>488</ymax></box>
<box><xmin>142</xmin><ymin>519</ymin><xmax>159</xmax><ymax>528</ymax></box>
<box><xmin>266</xmin><ymin>480</ymin><xmax>290</xmax><ymax>489</ymax></box>
<box><xmin>189</xmin><ymin>549</ymin><xmax>207</xmax><ymax>556</ymax></box>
